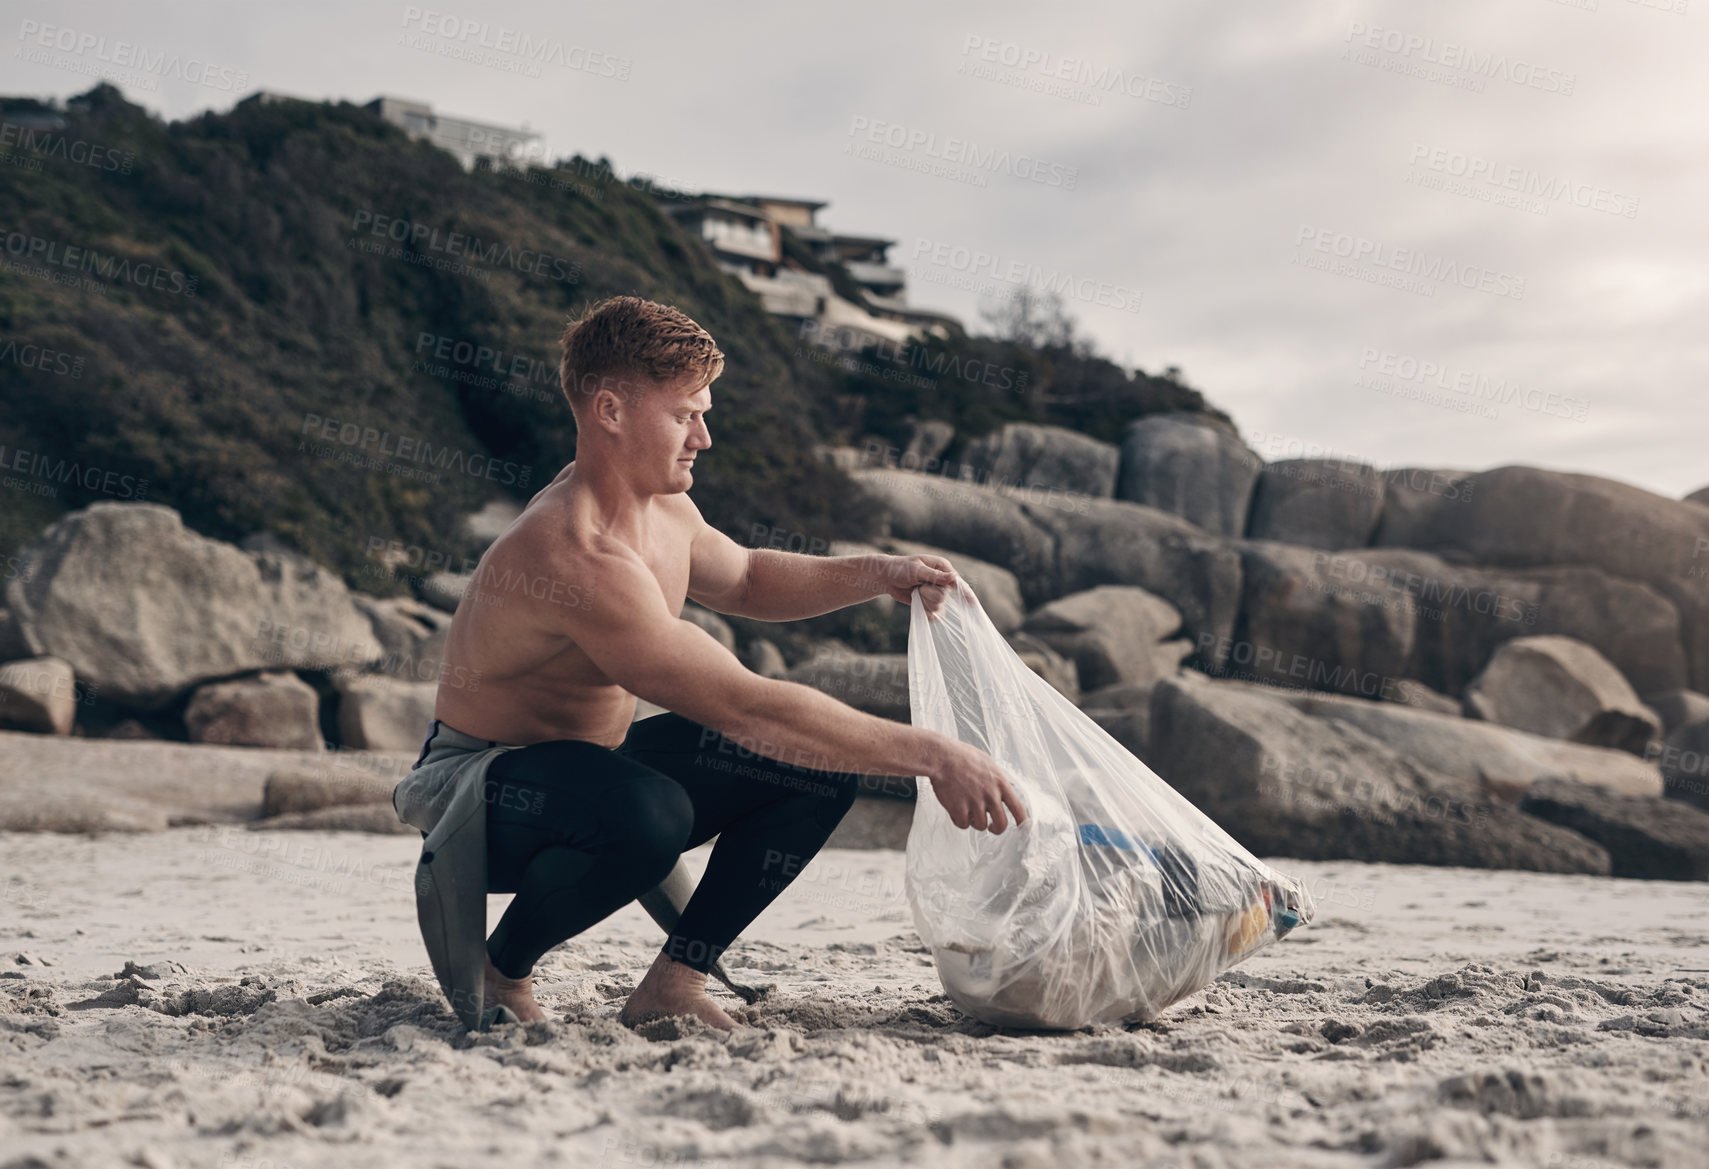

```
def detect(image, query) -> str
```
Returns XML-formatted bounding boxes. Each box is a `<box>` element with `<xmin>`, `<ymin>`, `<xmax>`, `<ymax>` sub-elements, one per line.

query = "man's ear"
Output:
<box><xmin>593</xmin><ymin>387</ymin><xmax>624</xmax><ymax>432</ymax></box>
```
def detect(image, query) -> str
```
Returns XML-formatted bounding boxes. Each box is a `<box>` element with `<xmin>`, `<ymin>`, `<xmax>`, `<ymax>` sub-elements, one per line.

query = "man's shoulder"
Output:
<box><xmin>659</xmin><ymin>489</ymin><xmax>705</xmax><ymax>524</ymax></box>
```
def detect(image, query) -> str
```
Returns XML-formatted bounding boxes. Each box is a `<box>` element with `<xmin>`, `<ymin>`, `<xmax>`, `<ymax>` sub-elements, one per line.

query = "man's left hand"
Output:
<box><xmin>885</xmin><ymin>554</ymin><xmax>958</xmax><ymax>616</ymax></box>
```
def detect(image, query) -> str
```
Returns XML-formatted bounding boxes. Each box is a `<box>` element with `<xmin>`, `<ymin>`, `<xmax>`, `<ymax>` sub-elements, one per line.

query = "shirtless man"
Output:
<box><xmin>394</xmin><ymin>295</ymin><xmax>1025</xmax><ymax>1032</ymax></box>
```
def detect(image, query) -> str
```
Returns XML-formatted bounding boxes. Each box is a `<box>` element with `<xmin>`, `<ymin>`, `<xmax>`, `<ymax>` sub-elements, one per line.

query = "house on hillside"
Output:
<box><xmin>665</xmin><ymin>192</ymin><xmax>960</xmax><ymax>345</ymax></box>
<box><xmin>363</xmin><ymin>96</ymin><xmax>540</xmax><ymax>171</ymax></box>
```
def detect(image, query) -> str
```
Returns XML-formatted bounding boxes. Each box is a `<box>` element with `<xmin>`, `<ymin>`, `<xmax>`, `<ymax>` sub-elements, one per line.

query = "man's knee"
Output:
<box><xmin>613</xmin><ymin>776</ymin><xmax>694</xmax><ymax>867</ymax></box>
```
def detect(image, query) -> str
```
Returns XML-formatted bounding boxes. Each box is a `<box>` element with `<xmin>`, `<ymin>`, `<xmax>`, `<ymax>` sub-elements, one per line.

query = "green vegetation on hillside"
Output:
<box><xmin>0</xmin><ymin>85</ymin><xmax>1216</xmax><ymax>597</ymax></box>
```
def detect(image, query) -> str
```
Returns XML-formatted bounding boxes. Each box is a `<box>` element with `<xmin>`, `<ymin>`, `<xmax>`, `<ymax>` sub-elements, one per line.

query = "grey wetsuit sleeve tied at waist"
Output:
<box><xmin>393</xmin><ymin>722</ymin><xmax>516</xmax><ymax>1032</ymax></box>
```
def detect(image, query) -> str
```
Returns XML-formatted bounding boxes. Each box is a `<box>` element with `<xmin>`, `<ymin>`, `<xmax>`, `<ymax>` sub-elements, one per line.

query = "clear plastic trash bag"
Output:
<box><xmin>904</xmin><ymin>578</ymin><xmax>1315</xmax><ymax>1030</ymax></box>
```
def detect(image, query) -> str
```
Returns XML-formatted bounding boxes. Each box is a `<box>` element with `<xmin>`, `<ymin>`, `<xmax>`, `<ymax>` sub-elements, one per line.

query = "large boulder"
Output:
<box><xmin>1644</xmin><ymin>689</ymin><xmax>1709</xmax><ymax>735</ymax></box>
<box><xmin>463</xmin><ymin>499</ymin><xmax>522</xmax><ymax>545</ymax></box>
<box><xmin>250</xmin><ymin>804</ymin><xmax>416</xmax><ymax>834</ymax></box>
<box><xmin>355</xmin><ymin>596</ymin><xmax>453</xmax><ymax>685</ymax></box>
<box><xmin>901</xmin><ymin>418</ymin><xmax>955</xmax><ymax>467</ymax></box>
<box><xmin>681</xmin><ymin>602</ymin><xmax>736</xmax><ymax>651</ymax></box>
<box><xmin>1232</xmin><ymin>542</ymin><xmax>1688</xmax><ymax>700</ymax></box>
<box><xmin>1019</xmin><ymin>585</ymin><xmax>1189</xmax><ymax>691</ymax></box>
<box><xmin>741</xmin><ymin>639</ymin><xmax>789</xmax><ymax>679</ymax></box>
<box><xmin>1656</xmin><ymin>719</ymin><xmax>1709</xmax><ymax>811</ymax></box>
<box><xmin>1383</xmin><ymin>679</ymin><xmax>1462</xmax><ymax>716</ymax></box>
<box><xmin>879</xmin><ymin>538</ymin><xmax>1025</xmax><ymax>633</ymax></box>
<box><xmin>5</xmin><ymin>504</ymin><xmax>380</xmax><ymax>709</ymax></box>
<box><xmin>853</xmin><ymin>465</ymin><xmax>1244</xmax><ymax>661</ymax></box>
<box><xmin>961</xmin><ymin>423</ymin><xmax>1120</xmax><ymax>499</ymax></box>
<box><xmin>185</xmin><ymin>672</ymin><xmax>323</xmax><ymax>751</ymax></box>
<box><xmin>1146</xmin><ymin>675</ymin><xmax>1611</xmax><ymax>873</ymax></box>
<box><xmin>335</xmin><ymin>676</ymin><xmax>437</xmax><ymax>751</ymax></box>
<box><xmin>419</xmin><ymin>570</ymin><xmax>472</xmax><ymax>613</ymax></box>
<box><xmin>1116</xmin><ymin>415</ymin><xmax>1262</xmax><ymax>537</ymax></box>
<box><xmin>1368</xmin><ymin>466</ymin><xmax>1479</xmax><ymax>538</ymax></box>
<box><xmin>1463</xmin><ymin>636</ymin><xmax>1662</xmax><ymax>754</ymax></box>
<box><xmin>263</xmin><ymin>765</ymin><xmax>396</xmax><ymax>816</ymax></box>
<box><xmin>1520</xmin><ymin>779</ymin><xmax>1709</xmax><ymax>881</ymax></box>
<box><xmin>1017</xmin><ymin>496</ymin><xmax>1243</xmax><ymax>671</ymax></box>
<box><xmin>1246</xmin><ymin>459</ymin><xmax>1385</xmax><ymax>549</ymax></box>
<box><xmin>0</xmin><ymin>657</ymin><xmax>79</xmax><ymax>735</ymax></box>
<box><xmin>851</xmin><ymin>469</ymin><xmax>1057</xmax><ymax>603</ymax></box>
<box><xmin>1374</xmin><ymin>465</ymin><xmax>1709</xmax><ymax>693</ymax></box>
<box><xmin>785</xmin><ymin>651</ymin><xmax>910</xmax><ymax>721</ymax></box>
<box><xmin>1276</xmin><ymin>688</ymin><xmax>1664</xmax><ymax>801</ymax></box>
<box><xmin>0</xmin><ymin>608</ymin><xmax>28</xmax><ymax>662</ymax></box>
<box><xmin>1004</xmin><ymin>632</ymin><xmax>1081</xmax><ymax>704</ymax></box>
<box><xmin>1082</xmin><ymin>682</ymin><xmax>1157</xmax><ymax>760</ymax></box>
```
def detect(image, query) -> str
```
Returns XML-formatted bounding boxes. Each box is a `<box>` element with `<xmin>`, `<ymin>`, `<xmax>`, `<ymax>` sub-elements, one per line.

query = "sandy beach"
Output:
<box><xmin>4</xmin><ymin>828</ymin><xmax>1706</xmax><ymax>1169</ymax></box>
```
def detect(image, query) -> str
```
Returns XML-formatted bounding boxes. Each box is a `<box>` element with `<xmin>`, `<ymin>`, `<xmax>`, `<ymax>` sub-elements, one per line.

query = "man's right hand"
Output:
<box><xmin>927</xmin><ymin>739</ymin><xmax>1029</xmax><ymax>833</ymax></box>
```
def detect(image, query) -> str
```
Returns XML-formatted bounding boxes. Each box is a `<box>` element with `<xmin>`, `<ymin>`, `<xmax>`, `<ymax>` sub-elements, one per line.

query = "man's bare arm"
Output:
<box><xmin>687</xmin><ymin>518</ymin><xmax>958</xmax><ymax>621</ymax></box>
<box><xmin>738</xmin><ymin>548</ymin><xmax>917</xmax><ymax>620</ymax></box>
<box><xmin>574</xmin><ymin>547</ymin><xmax>1025</xmax><ymax>830</ymax></box>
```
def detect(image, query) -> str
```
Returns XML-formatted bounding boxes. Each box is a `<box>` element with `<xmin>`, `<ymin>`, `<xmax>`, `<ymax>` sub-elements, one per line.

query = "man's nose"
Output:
<box><xmin>689</xmin><ymin>420</ymin><xmax>712</xmax><ymax>450</ymax></box>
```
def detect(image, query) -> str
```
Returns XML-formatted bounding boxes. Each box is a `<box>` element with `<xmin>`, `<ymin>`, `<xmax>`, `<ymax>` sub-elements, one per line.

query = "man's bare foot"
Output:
<box><xmin>619</xmin><ymin>954</ymin><xmax>737</xmax><ymax>1031</ymax></box>
<box><xmin>483</xmin><ymin>955</ymin><xmax>548</xmax><ymax>1023</ymax></box>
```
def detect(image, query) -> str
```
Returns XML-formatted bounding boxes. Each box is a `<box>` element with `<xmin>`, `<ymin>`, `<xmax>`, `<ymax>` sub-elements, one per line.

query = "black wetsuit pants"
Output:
<box><xmin>480</xmin><ymin>712</ymin><xmax>861</xmax><ymax>979</ymax></box>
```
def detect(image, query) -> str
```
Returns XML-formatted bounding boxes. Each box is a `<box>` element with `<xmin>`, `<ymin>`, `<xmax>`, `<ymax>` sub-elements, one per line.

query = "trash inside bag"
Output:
<box><xmin>905</xmin><ymin>578</ymin><xmax>1314</xmax><ymax>1030</ymax></box>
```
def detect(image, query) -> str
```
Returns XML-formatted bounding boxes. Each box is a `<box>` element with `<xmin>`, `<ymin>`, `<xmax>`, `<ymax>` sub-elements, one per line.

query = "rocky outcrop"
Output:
<box><xmin>1231</xmin><ymin>542</ymin><xmax>1688</xmax><ymax>699</ymax></box>
<box><xmin>355</xmin><ymin>596</ymin><xmax>453</xmax><ymax>685</ymax></box>
<box><xmin>1020</xmin><ymin>586</ymin><xmax>1189</xmax><ymax>691</ymax></box>
<box><xmin>0</xmin><ymin>657</ymin><xmax>79</xmax><ymax>735</ymax></box>
<box><xmin>1383</xmin><ymin>679</ymin><xmax>1462</xmax><ymax>716</ymax></box>
<box><xmin>901</xmin><ymin>418</ymin><xmax>955</xmax><ymax>467</ymax></box>
<box><xmin>1082</xmin><ymin>681</ymin><xmax>1157</xmax><ymax>761</ymax></box>
<box><xmin>249</xmin><ymin>804</ymin><xmax>416</xmax><ymax>834</ymax></box>
<box><xmin>1018</xmin><ymin>496</ymin><xmax>1243</xmax><ymax>671</ymax></box>
<box><xmin>1463</xmin><ymin>636</ymin><xmax>1662</xmax><ymax>754</ymax></box>
<box><xmin>1116</xmin><ymin>414</ymin><xmax>1261</xmax><ymax>537</ymax></box>
<box><xmin>263</xmin><ymin>765</ymin><xmax>397</xmax><ymax>816</ymax></box>
<box><xmin>853</xmin><ymin>468</ymin><xmax>1244</xmax><ymax>665</ymax></box>
<box><xmin>741</xmin><ymin>639</ymin><xmax>789</xmax><ymax>678</ymax></box>
<box><xmin>0</xmin><ymin>730</ymin><xmax>414</xmax><ymax>830</ymax></box>
<box><xmin>1656</xmin><ymin>719</ymin><xmax>1709</xmax><ymax>811</ymax></box>
<box><xmin>419</xmin><ymin>570</ymin><xmax>472</xmax><ymax>613</ymax></box>
<box><xmin>1276</xmin><ymin>688</ymin><xmax>1663</xmax><ymax>801</ymax></box>
<box><xmin>1146</xmin><ymin>675</ymin><xmax>1611</xmax><ymax>874</ymax></box>
<box><xmin>1373</xmin><ymin>465</ymin><xmax>1709</xmax><ymax>692</ymax></box>
<box><xmin>962</xmin><ymin>422</ymin><xmax>1120</xmax><ymax>499</ymax></box>
<box><xmin>1644</xmin><ymin>689</ymin><xmax>1709</xmax><ymax>735</ymax></box>
<box><xmin>851</xmin><ymin>469</ymin><xmax>1057</xmax><ymax>604</ymax></box>
<box><xmin>785</xmin><ymin>651</ymin><xmax>910</xmax><ymax>721</ymax></box>
<box><xmin>1005</xmin><ymin>632</ymin><xmax>1080</xmax><ymax>704</ymax></box>
<box><xmin>1246</xmin><ymin>459</ymin><xmax>1385</xmax><ymax>550</ymax></box>
<box><xmin>463</xmin><ymin>499</ymin><xmax>521</xmax><ymax>544</ymax></box>
<box><xmin>1368</xmin><ymin>466</ymin><xmax>1479</xmax><ymax>541</ymax></box>
<box><xmin>334</xmin><ymin>676</ymin><xmax>437</xmax><ymax>751</ymax></box>
<box><xmin>185</xmin><ymin>672</ymin><xmax>323</xmax><ymax>751</ymax></box>
<box><xmin>5</xmin><ymin>504</ymin><xmax>380</xmax><ymax>709</ymax></box>
<box><xmin>0</xmin><ymin>608</ymin><xmax>27</xmax><ymax>662</ymax></box>
<box><xmin>1520</xmin><ymin>779</ymin><xmax>1709</xmax><ymax>880</ymax></box>
<box><xmin>0</xmin><ymin>797</ymin><xmax>168</xmax><ymax>833</ymax></box>
<box><xmin>682</xmin><ymin>603</ymin><xmax>736</xmax><ymax>651</ymax></box>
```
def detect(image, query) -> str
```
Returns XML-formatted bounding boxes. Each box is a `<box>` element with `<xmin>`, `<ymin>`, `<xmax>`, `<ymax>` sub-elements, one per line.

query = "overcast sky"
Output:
<box><xmin>12</xmin><ymin>0</ymin><xmax>1706</xmax><ymax>497</ymax></box>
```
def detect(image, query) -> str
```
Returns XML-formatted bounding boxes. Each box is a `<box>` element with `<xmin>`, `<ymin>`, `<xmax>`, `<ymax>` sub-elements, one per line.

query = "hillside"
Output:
<box><xmin>0</xmin><ymin>85</ymin><xmax>1215</xmax><ymax>592</ymax></box>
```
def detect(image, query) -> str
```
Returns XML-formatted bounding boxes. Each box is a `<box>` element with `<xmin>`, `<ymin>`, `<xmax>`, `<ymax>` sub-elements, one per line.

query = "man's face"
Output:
<box><xmin>617</xmin><ymin>372</ymin><xmax>713</xmax><ymax>494</ymax></box>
